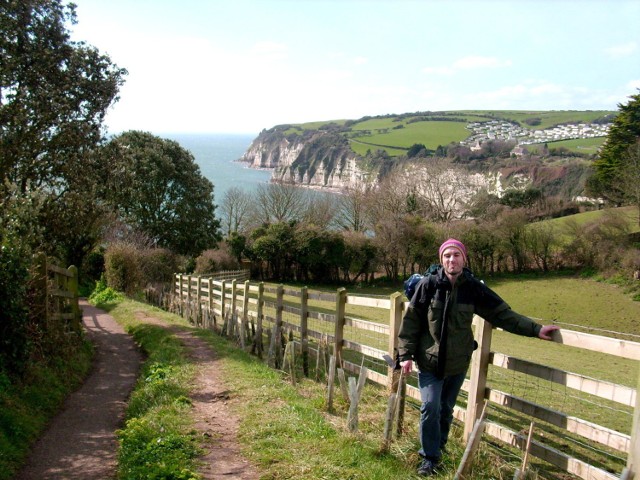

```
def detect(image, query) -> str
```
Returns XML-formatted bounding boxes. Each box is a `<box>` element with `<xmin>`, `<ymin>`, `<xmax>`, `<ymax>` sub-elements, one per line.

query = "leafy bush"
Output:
<box><xmin>0</xmin><ymin>243</ymin><xmax>30</xmax><ymax>374</ymax></box>
<box><xmin>104</xmin><ymin>242</ymin><xmax>143</xmax><ymax>295</ymax></box>
<box><xmin>194</xmin><ymin>244</ymin><xmax>240</xmax><ymax>275</ymax></box>
<box><xmin>88</xmin><ymin>276</ymin><xmax>123</xmax><ymax>305</ymax></box>
<box><xmin>140</xmin><ymin>248</ymin><xmax>179</xmax><ymax>283</ymax></box>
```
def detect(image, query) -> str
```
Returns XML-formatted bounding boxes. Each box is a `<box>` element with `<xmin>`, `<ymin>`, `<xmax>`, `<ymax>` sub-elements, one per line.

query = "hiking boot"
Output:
<box><xmin>417</xmin><ymin>458</ymin><xmax>440</xmax><ymax>476</ymax></box>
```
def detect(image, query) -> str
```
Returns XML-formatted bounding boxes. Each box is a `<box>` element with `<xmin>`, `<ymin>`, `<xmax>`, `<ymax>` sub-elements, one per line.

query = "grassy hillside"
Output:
<box><xmin>285</xmin><ymin>110</ymin><xmax>615</xmax><ymax>157</ymax></box>
<box><xmin>536</xmin><ymin>205</ymin><xmax>640</xmax><ymax>237</ymax></box>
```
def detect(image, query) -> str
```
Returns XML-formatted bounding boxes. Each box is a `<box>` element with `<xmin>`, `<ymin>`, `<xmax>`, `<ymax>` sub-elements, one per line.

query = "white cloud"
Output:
<box><xmin>604</xmin><ymin>41</ymin><xmax>638</xmax><ymax>59</ymax></box>
<box><xmin>353</xmin><ymin>56</ymin><xmax>368</xmax><ymax>65</ymax></box>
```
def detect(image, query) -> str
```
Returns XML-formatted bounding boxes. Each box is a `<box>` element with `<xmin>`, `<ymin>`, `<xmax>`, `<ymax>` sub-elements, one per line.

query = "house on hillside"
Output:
<box><xmin>470</xmin><ymin>140</ymin><xmax>482</xmax><ymax>152</ymax></box>
<box><xmin>510</xmin><ymin>145</ymin><xmax>528</xmax><ymax>157</ymax></box>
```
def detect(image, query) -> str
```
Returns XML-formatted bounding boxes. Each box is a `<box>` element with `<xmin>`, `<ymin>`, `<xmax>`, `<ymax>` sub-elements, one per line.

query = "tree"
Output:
<box><xmin>294</xmin><ymin>224</ymin><xmax>344</xmax><ymax>282</ymax></box>
<box><xmin>407</xmin><ymin>143</ymin><xmax>427</xmax><ymax>158</ymax></box>
<box><xmin>589</xmin><ymin>91</ymin><xmax>640</xmax><ymax>203</ymax></box>
<box><xmin>300</xmin><ymin>191</ymin><xmax>337</xmax><ymax>229</ymax></box>
<box><xmin>253</xmin><ymin>181</ymin><xmax>308</xmax><ymax>224</ymax></box>
<box><xmin>459</xmin><ymin>222</ymin><xmax>500</xmax><ymax>275</ymax></box>
<box><xmin>334</xmin><ymin>183</ymin><xmax>371</xmax><ymax>232</ymax></box>
<box><xmin>526</xmin><ymin>223</ymin><xmax>558</xmax><ymax>272</ymax></box>
<box><xmin>407</xmin><ymin>158</ymin><xmax>477</xmax><ymax>222</ymax></box>
<box><xmin>0</xmin><ymin>0</ymin><xmax>126</xmax><ymax>264</ymax></box>
<box><xmin>496</xmin><ymin>209</ymin><xmax>529</xmax><ymax>272</ymax></box>
<box><xmin>250</xmin><ymin>222</ymin><xmax>297</xmax><ymax>280</ymax></box>
<box><xmin>99</xmin><ymin>131</ymin><xmax>220</xmax><ymax>256</ymax></box>
<box><xmin>617</xmin><ymin>139</ymin><xmax>640</xmax><ymax>226</ymax></box>
<box><xmin>219</xmin><ymin>186</ymin><xmax>252</xmax><ymax>236</ymax></box>
<box><xmin>367</xmin><ymin>176</ymin><xmax>416</xmax><ymax>279</ymax></box>
<box><xmin>339</xmin><ymin>231</ymin><xmax>378</xmax><ymax>283</ymax></box>
<box><xmin>1</xmin><ymin>0</ymin><xmax>126</xmax><ymax>192</ymax></box>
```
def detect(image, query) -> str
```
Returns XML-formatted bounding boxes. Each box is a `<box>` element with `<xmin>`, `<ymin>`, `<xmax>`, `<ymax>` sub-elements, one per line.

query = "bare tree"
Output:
<box><xmin>496</xmin><ymin>209</ymin><xmax>529</xmax><ymax>272</ymax></box>
<box><xmin>254</xmin><ymin>181</ymin><xmax>309</xmax><ymax>224</ymax></box>
<box><xmin>334</xmin><ymin>183</ymin><xmax>372</xmax><ymax>232</ymax></box>
<box><xmin>407</xmin><ymin>158</ymin><xmax>479</xmax><ymax>223</ymax></box>
<box><xmin>526</xmin><ymin>222</ymin><xmax>559</xmax><ymax>272</ymax></box>
<box><xmin>367</xmin><ymin>176</ymin><xmax>419</xmax><ymax>279</ymax></box>
<box><xmin>219</xmin><ymin>187</ymin><xmax>252</xmax><ymax>236</ymax></box>
<box><xmin>301</xmin><ymin>192</ymin><xmax>337</xmax><ymax>228</ymax></box>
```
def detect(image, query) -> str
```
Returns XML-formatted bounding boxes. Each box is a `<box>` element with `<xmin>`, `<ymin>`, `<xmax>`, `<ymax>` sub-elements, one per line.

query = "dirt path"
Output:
<box><xmin>134</xmin><ymin>311</ymin><xmax>260</xmax><ymax>480</ymax></box>
<box><xmin>16</xmin><ymin>302</ymin><xmax>259</xmax><ymax>480</ymax></box>
<box><xmin>16</xmin><ymin>301</ymin><xmax>142</xmax><ymax>480</ymax></box>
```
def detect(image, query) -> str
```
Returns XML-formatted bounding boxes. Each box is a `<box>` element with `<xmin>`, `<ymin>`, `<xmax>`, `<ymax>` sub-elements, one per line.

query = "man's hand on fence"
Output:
<box><xmin>400</xmin><ymin>360</ymin><xmax>413</xmax><ymax>374</ymax></box>
<box><xmin>538</xmin><ymin>324</ymin><xmax>560</xmax><ymax>341</ymax></box>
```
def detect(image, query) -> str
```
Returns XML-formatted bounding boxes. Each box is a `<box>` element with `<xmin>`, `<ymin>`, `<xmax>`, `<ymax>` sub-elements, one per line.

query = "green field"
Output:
<box><xmin>526</xmin><ymin>136</ymin><xmax>606</xmax><ymax>155</ymax></box>
<box><xmin>284</xmin><ymin>110</ymin><xmax>615</xmax><ymax>158</ymax></box>
<box><xmin>353</xmin><ymin>120</ymin><xmax>469</xmax><ymax>150</ymax></box>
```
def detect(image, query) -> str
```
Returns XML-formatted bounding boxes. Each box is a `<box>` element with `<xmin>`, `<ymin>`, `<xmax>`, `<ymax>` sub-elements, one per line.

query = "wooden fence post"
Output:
<box><xmin>300</xmin><ymin>286</ymin><xmax>309</xmax><ymax>376</ymax></box>
<box><xmin>326</xmin><ymin>354</ymin><xmax>337</xmax><ymax>412</ymax></box>
<box><xmin>464</xmin><ymin>315</ymin><xmax>493</xmax><ymax>442</ymax></box>
<box><xmin>627</xmin><ymin>364</ymin><xmax>640</xmax><ymax>475</ymax></box>
<box><xmin>333</xmin><ymin>287</ymin><xmax>347</xmax><ymax>368</ymax></box>
<box><xmin>196</xmin><ymin>276</ymin><xmax>202</xmax><ymax>327</ymax></box>
<box><xmin>387</xmin><ymin>292</ymin><xmax>405</xmax><ymax>435</ymax></box>
<box><xmin>220</xmin><ymin>280</ymin><xmax>227</xmax><ymax>324</ymax></box>
<box><xmin>208</xmin><ymin>278</ymin><xmax>215</xmax><ymax>329</ymax></box>
<box><xmin>242</xmin><ymin>280</ymin><xmax>250</xmax><ymax>347</ymax></box>
<box><xmin>388</xmin><ymin>292</ymin><xmax>403</xmax><ymax>389</ymax></box>
<box><xmin>255</xmin><ymin>282</ymin><xmax>264</xmax><ymax>358</ymax></box>
<box><xmin>455</xmin><ymin>400</ymin><xmax>489</xmax><ymax>480</ymax></box>
<box><xmin>268</xmin><ymin>285</ymin><xmax>284</xmax><ymax>368</ymax></box>
<box><xmin>230</xmin><ymin>279</ymin><xmax>238</xmax><ymax>340</ymax></box>
<box><xmin>275</xmin><ymin>284</ymin><xmax>284</xmax><ymax>368</ymax></box>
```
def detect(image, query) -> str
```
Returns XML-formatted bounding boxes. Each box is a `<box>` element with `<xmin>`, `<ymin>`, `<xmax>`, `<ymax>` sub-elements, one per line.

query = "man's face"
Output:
<box><xmin>442</xmin><ymin>247</ymin><xmax>464</xmax><ymax>275</ymax></box>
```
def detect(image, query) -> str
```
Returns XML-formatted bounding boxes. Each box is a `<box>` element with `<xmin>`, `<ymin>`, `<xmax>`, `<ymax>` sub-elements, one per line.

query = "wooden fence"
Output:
<box><xmin>35</xmin><ymin>254</ymin><xmax>81</xmax><ymax>328</ymax></box>
<box><xmin>166</xmin><ymin>274</ymin><xmax>640</xmax><ymax>480</ymax></box>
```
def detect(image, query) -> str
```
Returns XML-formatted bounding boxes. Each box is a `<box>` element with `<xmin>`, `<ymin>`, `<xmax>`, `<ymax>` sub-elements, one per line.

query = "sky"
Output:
<box><xmin>69</xmin><ymin>0</ymin><xmax>640</xmax><ymax>135</ymax></box>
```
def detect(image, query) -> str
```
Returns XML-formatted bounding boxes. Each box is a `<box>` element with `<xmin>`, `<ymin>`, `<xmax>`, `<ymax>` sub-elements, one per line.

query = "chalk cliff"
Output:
<box><xmin>240</xmin><ymin>128</ymin><xmax>376</xmax><ymax>190</ymax></box>
<box><xmin>239</xmin><ymin>127</ymin><xmax>588</xmax><ymax>200</ymax></box>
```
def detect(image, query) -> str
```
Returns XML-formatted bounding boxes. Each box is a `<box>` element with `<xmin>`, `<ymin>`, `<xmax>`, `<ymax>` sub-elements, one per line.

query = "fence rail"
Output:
<box><xmin>160</xmin><ymin>273</ymin><xmax>639</xmax><ymax>480</ymax></box>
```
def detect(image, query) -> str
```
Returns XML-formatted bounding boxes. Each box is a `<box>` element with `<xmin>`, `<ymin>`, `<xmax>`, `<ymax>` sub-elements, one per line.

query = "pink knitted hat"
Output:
<box><xmin>438</xmin><ymin>238</ymin><xmax>467</xmax><ymax>264</ymax></box>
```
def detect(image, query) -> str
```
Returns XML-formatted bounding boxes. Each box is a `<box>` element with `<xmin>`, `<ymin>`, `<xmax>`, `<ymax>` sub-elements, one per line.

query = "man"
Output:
<box><xmin>398</xmin><ymin>238</ymin><xmax>559</xmax><ymax>476</ymax></box>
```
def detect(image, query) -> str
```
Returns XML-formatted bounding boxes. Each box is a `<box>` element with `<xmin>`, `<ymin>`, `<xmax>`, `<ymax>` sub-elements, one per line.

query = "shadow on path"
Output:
<box><xmin>16</xmin><ymin>301</ymin><xmax>142</xmax><ymax>480</ymax></box>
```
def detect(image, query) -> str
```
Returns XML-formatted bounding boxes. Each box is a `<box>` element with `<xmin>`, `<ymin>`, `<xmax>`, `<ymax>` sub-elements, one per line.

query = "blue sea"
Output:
<box><xmin>162</xmin><ymin>133</ymin><xmax>272</xmax><ymax>201</ymax></box>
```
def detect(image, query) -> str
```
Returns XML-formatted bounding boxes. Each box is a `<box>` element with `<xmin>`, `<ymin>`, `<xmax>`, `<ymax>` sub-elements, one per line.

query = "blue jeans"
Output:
<box><xmin>417</xmin><ymin>370</ymin><xmax>467</xmax><ymax>460</ymax></box>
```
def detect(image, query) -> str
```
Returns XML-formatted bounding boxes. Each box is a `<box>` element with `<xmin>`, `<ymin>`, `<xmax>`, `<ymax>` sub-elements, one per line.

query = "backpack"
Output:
<box><xmin>403</xmin><ymin>264</ymin><xmax>441</xmax><ymax>300</ymax></box>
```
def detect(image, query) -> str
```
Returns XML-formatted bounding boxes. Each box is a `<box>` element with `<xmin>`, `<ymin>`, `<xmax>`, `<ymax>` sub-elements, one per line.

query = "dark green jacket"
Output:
<box><xmin>397</xmin><ymin>267</ymin><xmax>542</xmax><ymax>377</ymax></box>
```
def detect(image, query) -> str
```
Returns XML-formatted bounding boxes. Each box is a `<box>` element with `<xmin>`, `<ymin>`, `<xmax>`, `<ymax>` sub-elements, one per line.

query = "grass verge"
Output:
<box><xmin>0</xmin><ymin>338</ymin><xmax>93</xmax><ymax>480</ymax></box>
